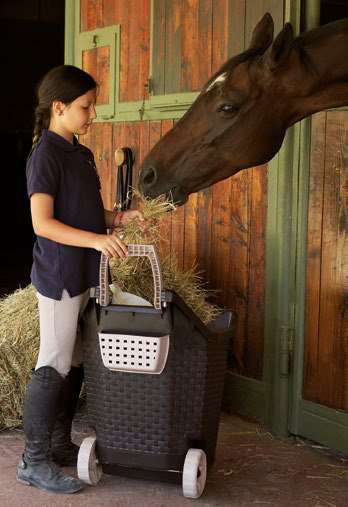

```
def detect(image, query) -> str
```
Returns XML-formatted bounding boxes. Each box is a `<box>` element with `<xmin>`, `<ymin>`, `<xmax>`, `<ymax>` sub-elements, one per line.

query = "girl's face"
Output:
<box><xmin>56</xmin><ymin>88</ymin><xmax>97</xmax><ymax>139</ymax></box>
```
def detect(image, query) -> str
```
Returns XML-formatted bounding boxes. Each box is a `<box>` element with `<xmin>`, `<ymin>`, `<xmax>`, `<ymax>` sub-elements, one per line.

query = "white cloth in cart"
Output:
<box><xmin>110</xmin><ymin>283</ymin><xmax>152</xmax><ymax>307</ymax></box>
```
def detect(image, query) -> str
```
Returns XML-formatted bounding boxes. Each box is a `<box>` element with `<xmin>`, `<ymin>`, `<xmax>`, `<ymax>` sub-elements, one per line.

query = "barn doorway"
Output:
<box><xmin>0</xmin><ymin>0</ymin><xmax>65</xmax><ymax>296</ymax></box>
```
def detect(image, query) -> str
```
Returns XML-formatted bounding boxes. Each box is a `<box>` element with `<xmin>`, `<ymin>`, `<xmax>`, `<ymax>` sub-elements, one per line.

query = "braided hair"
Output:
<box><xmin>32</xmin><ymin>65</ymin><xmax>97</xmax><ymax>145</ymax></box>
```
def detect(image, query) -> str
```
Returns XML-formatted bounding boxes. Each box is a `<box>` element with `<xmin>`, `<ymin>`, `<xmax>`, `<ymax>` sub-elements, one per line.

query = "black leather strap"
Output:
<box><xmin>115</xmin><ymin>148</ymin><xmax>133</xmax><ymax>211</ymax></box>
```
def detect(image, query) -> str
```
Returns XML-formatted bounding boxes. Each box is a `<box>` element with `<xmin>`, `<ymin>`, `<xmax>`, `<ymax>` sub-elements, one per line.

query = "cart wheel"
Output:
<box><xmin>182</xmin><ymin>448</ymin><xmax>207</xmax><ymax>498</ymax></box>
<box><xmin>77</xmin><ymin>436</ymin><xmax>102</xmax><ymax>485</ymax></box>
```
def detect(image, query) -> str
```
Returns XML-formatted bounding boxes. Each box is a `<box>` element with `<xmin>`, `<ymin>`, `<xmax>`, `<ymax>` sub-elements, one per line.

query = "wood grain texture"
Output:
<box><xmin>303</xmin><ymin>111</ymin><xmax>347</xmax><ymax>411</ymax></box>
<box><xmin>226</xmin><ymin>171</ymin><xmax>249</xmax><ymax>374</ymax></box>
<box><xmin>303</xmin><ymin>113</ymin><xmax>326</xmax><ymax>403</ymax></box>
<box><xmin>82</xmin><ymin>46</ymin><xmax>110</xmax><ymax>105</ymax></box>
<box><xmin>158</xmin><ymin>120</ymin><xmax>174</xmax><ymax>257</ymax></box>
<box><xmin>181</xmin><ymin>0</ymin><xmax>212</xmax><ymax>92</ymax></box>
<box><xmin>212</xmin><ymin>0</ymin><xmax>230</xmax><ymax>73</ymax></box>
<box><xmin>227</xmin><ymin>0</ymin><xmax>246</xmax><ymax>56</ymax></box>
<box><xmin>80</xmin><ymin>0</ymin><xmax>103</xmax><ymax>32</ymax></box>
<box><xmin>317</xmin><ymin>111</ymin><xmax>347</xmax><ymax>410</ymax></box>
<box><xmin>246</xmin><ymin>165</ymin><xmax>267</xmax><ymax>380</ymax></box>
<box><xmin>152</xmin><ymin>0</ymin><xmax>166</xmax><ymax>96</ymax></box>
<box><xmin>165</xmin><ymin>0</ymin><xmax>182</xmax><ymax>94</ymax></box>
<box><xmin>169</xmin><ymin>119</ymin><xmax>185</xmax><ymax>269</ymax></box>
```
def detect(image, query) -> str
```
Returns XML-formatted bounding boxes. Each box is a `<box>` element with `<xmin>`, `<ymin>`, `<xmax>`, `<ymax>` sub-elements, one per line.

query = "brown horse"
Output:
<box><xmin>139</xmin><ymin>13</ymin><xmax>348</xmax><ymax>205</ymax></box>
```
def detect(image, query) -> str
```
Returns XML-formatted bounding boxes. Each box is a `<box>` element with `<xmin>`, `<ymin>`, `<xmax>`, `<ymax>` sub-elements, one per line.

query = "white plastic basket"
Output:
<box><xmin>98</xmin><ymin>333</ymin><xmax>170</xmax><ymax>374</ymax></box>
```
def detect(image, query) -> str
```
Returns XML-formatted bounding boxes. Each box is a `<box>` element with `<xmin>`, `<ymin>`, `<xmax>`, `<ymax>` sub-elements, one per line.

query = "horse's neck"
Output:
<box><xmin>283</xmin><ymin>19</ymin><xmax>348</xmax><ymax>125</ymax></box>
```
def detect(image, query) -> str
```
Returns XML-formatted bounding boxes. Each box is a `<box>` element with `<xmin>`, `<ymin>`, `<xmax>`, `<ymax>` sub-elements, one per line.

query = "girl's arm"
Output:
<box><xmin>104</xmin><ymin>209</ymin><xmax>150</xmax><ymax>232</ymax></box>
<box><xmin>31</xmin><ymin>193</ymin><xmax>128</xmax><ymax>259</ymax></box>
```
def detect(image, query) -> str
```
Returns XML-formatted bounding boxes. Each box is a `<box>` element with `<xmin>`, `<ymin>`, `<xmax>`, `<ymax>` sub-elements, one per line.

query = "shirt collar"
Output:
<box><xmin>41</xmin><ymin>129</ymin><xmax>78</xmax><ymax>152</ymax></box>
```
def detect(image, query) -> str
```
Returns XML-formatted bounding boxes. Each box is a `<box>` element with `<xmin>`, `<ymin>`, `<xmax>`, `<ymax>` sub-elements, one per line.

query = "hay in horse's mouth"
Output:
<box><xmin>164</xmin><ymin>186</ymin><xmax>188</xmax><ymax>207</ymax></box>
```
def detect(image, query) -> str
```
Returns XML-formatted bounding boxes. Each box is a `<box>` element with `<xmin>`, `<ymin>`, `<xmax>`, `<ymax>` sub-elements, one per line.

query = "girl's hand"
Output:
<box><xmin>94</xmin><ymin>233</ymin><xmax>128</xmax><ymax>259</ymax></box>
<box><xmin>122</xmin><ymin>210</ymin><xmax>151</xmax><ymax>232</ymax></box>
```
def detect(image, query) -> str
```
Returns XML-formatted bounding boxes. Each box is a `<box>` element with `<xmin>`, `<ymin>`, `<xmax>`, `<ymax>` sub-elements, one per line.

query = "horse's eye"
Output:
<box><xmin>218</xmin><ymin>104</ymin><xmax>239</xmax><ymax>114</ymax></box>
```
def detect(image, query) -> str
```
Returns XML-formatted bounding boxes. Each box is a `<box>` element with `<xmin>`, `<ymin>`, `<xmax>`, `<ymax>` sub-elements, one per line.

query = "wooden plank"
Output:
<box><xmin>212</xmin><ymin>0</ymin><xmax>229</xmax><ymax>73</ymax></box>
<box><xmin>246</xmin><ymin>165</ymin><xmax>267</xmax><ymax>380</ymax></box>
<box><xmin>209</xmin><ymin>179</ymin><xmax>232</xmax><ymax>309</ymax></box>
<box><xmin>170</xmin><ymin>119</ymin><xmax>185</xmax><ymax>268</ymax></box>
<box><xmin>317</xmin><ymin>110</ymin><xmax>347</xmax><ymax>410</ymax></box>
<box><xmin>118</xmin><ymin>2</ymin><xmax>130</xmax><ymax>103</ymax></box>
<box><xmin>196</xmin><ymin>0</ymin><xmax>213</xmax><ymax>88</ymax></box>
<box><xmin>97</xmin><ymin>123</ymin><xmax>113</xmax><ymax>210</ymax></box>
<box><xmin>138</xmin><ymin>120</ymin><xmax>151</xmax><ymax>209</ymax></box>
<box><xmin>80</xmin><ymin>0</ymin><xmax>103</xmax><ymax>32</ymax></box>
<box><xmin>102</xmin><ymin>0</ymin><xmax>118</xmax><ymax>27</ymax></box>
<box><xmin>138</xmin><ymin>0</ymin><xmax>151</xmax><ymax>103</ymax></box>
<box><xmin>196</xmin><ymin>187</ymin><xmax>213</xmax><ymax>291</ymax></box>
<box><xmin>183</xmin><ymin>193</ymin><xmax>199</xmax><ymax>270</ymax></box>
<box><xmin>165</xmin><ymin>0</ymin><xmax>182</xmax><ymax>94</ymax></box>
<box><xmin>152</xmin><ymin>0</ymin><xmax>166</xmax><ymax>95</ymax></box>
<box><xmin>226</xmin><ymin>171</ymin><xmax>249</xmax><ymax>373</ymax></box>
<box><xmin>127</xmin><ymin>0</ymin><xmax>151</xmax><ymax>102</ymax></box>
<box><xmin>181</xmin><ymin>0</ymin><xmax>212</xmax><ymax>92</ymax></box>
<box><xmin>303</xmin><ymin>113</ymin><xmax>326</xmax><ymax>403</ymax></box>
<box><xmin>82</xmin><ymin>46</ymin><xmax>110</xmax><ymax>106</ymax></box>
<box><xmin>158</xmin><ymin>120</ymin><xmax>174</xmax><ymax>258</ymax></box>
<box><xmin>79</xmin><ymin>123</ymin><xmax>113</xmax><ymax>210</ymax></box>
<box><xmin>227</xmin><ymin>0</ymin><xmax>246</xmax><ymax>56</ymax></box>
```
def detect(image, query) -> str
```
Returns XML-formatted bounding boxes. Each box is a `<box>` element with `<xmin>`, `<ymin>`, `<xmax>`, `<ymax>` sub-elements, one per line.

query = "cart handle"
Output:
<box><xmin>99</xmin><ymin>244</ymin><xmax>163</xmax><ymax>310</ymax></box>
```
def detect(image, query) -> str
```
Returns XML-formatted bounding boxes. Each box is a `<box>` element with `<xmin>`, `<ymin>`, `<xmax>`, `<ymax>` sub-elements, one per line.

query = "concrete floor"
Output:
<box><xmin>0</xmin><ymin>412</ymin><xmax>347</xmax><ymax>507</ymax></box>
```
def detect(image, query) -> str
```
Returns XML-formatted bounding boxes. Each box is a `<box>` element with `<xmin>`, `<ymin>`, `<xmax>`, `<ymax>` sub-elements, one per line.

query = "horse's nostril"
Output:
<box><xmin>142</xmin><ymin>166</ymin><xmax>156</xmax><ymax>186</ymax></box>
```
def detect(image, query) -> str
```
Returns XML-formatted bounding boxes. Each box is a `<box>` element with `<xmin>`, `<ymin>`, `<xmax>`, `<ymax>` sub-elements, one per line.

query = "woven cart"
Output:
<box><xmin>79</xmin><ymin>245</ymin><xmax>237</xmax><ymax>498</ymax></box>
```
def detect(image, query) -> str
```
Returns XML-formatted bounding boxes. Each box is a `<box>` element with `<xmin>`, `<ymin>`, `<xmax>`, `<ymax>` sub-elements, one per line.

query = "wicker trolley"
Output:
<box><xmin>78</xmin><ymin>245</ymin><xmax>237</xmax><ymax>498</ymax></box>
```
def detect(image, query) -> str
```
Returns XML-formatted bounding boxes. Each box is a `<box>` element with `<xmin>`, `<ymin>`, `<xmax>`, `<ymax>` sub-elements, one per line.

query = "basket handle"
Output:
<box><xmin>99</xmin><ymin>244</ymin><xmax>163</xmax><ymax>310</ymax></box>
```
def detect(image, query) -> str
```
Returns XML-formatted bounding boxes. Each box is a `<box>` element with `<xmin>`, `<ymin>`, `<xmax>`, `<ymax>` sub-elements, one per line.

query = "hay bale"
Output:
<box><xmin>0</xmin><ymin>284</ymin><xmax>39</xmax><ymax>429</ymax></box>
<box><xmin>0</xmin><ymin>192</ymin><xmax>221</xmax><ymax>429</ymax></box>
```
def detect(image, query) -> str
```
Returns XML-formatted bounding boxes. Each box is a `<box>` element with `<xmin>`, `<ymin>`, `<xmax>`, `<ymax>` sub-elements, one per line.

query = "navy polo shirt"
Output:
<box><xmin>27</xmin><ymin>129</ymin><xmax>107</xmax><ymax>300</ymax></box>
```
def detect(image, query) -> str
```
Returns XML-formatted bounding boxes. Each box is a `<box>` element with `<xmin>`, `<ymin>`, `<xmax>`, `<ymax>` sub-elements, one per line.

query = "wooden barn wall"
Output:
<box><xmin>79</xmin><ymin>0</ymin><xmax>286</xmax><ymax>381</ymax></box>
<box><xmin>303</xmin><ymin>110</ymin><xmax>347</xmax><ymax>411</ymax></box>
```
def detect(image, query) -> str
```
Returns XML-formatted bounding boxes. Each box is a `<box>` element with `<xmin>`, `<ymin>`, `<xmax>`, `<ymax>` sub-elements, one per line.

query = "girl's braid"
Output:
<box><xmin>32</xmin><ymin>105</ymin><xmax>50</xmax><ymax>145</ymax></box>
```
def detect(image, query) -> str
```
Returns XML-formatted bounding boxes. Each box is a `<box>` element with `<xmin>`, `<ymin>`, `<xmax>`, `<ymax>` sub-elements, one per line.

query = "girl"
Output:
<box><xmin>17</xmin><ymin>65</ymin><xmax>149</xmax><ymax>494</ymax></box>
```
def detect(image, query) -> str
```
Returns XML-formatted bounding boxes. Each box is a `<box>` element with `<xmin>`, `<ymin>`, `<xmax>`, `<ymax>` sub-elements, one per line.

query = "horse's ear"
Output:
<box><xmin>267</xmin><ymin>22</ymin><xmax>294</xmax><ymax>70</ymax></box>
<box><xmin>249</xmin><ymin>12</ymin><xmax>274</xmax><ymax>53</ymax></box>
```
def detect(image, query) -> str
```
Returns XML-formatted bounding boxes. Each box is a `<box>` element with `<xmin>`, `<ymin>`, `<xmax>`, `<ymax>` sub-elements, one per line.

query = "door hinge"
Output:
<box><xmin>279</xmin><ymin>326</ymin><xmax>294</xmax><ymax>376</ymax></box>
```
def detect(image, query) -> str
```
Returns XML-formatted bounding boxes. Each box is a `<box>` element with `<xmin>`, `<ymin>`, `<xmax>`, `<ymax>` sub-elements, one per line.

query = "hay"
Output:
<box><xmin>0</xmin><ymin>191</ymin><xmax>221</xmax><ymax>429</ymax></box>
<box><xmin>111</xmin><ymin>190</ymin><xmax>222</xmax><ymax>324</ymax></box>
<box><xmin>0</xmin><ymin>284</ymin><xmax>39</xmax><ymax>429</ymax></box>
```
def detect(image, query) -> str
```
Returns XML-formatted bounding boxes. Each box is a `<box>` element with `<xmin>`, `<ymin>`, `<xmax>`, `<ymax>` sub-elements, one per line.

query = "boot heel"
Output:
<box><xmin>17</xmin><ymin>476</ymin><xmax>31</xmax><ymax>486</ymax></box>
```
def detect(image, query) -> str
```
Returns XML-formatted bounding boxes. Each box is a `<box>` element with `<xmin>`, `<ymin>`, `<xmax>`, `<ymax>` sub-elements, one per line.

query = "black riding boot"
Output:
<box><xmin>51</xmin><ymin>366</ymin><xmax>84</xmax><ymax>466</ymax></box>
<box><xmin>17</xmin><ymin>366</ymin><xmax>83</xmax><ymax>494</ymax></box>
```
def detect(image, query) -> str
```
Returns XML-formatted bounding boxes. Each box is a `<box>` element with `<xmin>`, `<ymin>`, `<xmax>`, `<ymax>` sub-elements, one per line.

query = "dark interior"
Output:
<box><xmin>0</xmin><ymin>0</ymin><xmax>64</xmax><ymax>296</ymax></box>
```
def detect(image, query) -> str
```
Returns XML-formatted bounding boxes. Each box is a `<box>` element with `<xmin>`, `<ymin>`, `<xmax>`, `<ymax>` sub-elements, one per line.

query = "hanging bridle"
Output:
<box><xmin>114</xmin><ymin>147</ymin><xmax>133</xmax><ymax>212</ymax></box>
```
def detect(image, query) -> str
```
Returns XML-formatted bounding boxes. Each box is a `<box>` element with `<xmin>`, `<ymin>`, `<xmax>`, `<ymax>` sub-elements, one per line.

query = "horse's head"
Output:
<box><xmin>139</xmin><ymin>13</ymin><xmax>295</xmax><ymax>205</ymax></box>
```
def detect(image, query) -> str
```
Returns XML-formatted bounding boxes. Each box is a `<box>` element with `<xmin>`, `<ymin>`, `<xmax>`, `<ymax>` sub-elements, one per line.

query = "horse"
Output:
<box><xmin>138</xmin><ymin>13</ymin><xmax>348</xmax><ymax>205</ymax></box>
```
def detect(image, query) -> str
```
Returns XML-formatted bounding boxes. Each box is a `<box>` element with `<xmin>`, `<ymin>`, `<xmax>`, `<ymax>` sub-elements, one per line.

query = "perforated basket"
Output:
<box><xmin>97</xmin><ymin>245</ymin><xmax>169</xmax><ymax>374</ymax></box>
<box><xmin>98</xmin><ymin>332</ymin><xmax>170</xmax><ymax>374</ymax></box>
